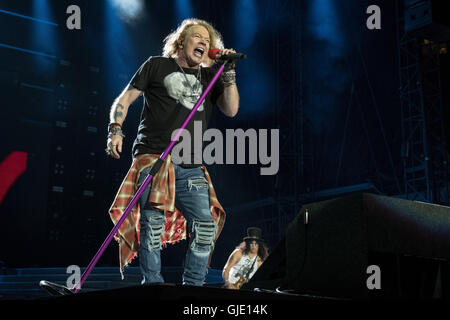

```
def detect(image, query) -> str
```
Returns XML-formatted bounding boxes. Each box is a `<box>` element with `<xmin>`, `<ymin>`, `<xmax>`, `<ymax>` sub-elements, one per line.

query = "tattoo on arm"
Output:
<box><xmin>114</xmin><ymin>103</ymin><xmax>125</xmax><ymax>121</ymax></box>
<box><xmin>114</xmin><ymin>110</ymin><xmax>123</xmax><ymax>120</ymax></box>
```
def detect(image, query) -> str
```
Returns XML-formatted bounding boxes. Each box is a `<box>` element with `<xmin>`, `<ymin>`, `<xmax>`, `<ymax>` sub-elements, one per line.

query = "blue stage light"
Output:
<box><xmin>230</xmin><ymin>0</ymin><xmax>274</xmax><ymax>116</ymax></box>
<box><xmin>233</xmin><ymin>0</ymin><xmax>258</xmax><ymax>49</ymax></box>
<box><xmin>175</xmin><ymin>0</ymin><xmax>194</xmax><ymax>23</ymax></box>
<box><xmin>111</xmin><ymin>0</ymin><xmax>144</xmax><ymax>23</ymax></box>
<box><xmin>308</xmin><ymin>0</ymin><xmax>345</xmax><ymax>57</ymax></box>
<box><xmin>0</xmin><ymin>8</ymin><xmax>58</xmax><ymax>26</ymax></box>
<box><xmin>104</xmin><ymin>0</ymin><xmax>138</xmax><ymax>93</ymax></box>
<box><xmin>31</xmin><ymin>0</ymin><xmax>60</xmax><ymax>65</ymax></box>
<box><xmin>20</xmin><ymin>82</ymin><xmax>55</xmax><ymax>93</ymax></box>
<box><xmin>0</xmin><ymin>43</ymin><xmax>56</xmax><ymax>59</ymax></box>
<box><xmin>305</xmin><ymin>0</ymin><xmax>351</xmax><ymax>133</ymax></box>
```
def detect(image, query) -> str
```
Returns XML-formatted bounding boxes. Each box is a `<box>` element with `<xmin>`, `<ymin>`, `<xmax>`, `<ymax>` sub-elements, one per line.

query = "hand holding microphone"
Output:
<box><xmin>208</xmin><ymin>48</ymin><xmax>246</xmax><ymax>76</ymax></box>
<box><xmin>208</xmin><ymin>48</ymin><xmax>247</xmax><ymax>61</ymax></box>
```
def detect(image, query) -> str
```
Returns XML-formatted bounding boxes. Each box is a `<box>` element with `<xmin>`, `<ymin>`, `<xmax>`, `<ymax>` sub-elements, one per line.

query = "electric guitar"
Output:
<box><xmin>228</xmin><ymin>256</ymin><xmax>258</xmax><ymax>289</ymax></box>
<box><xmin>231</xmin><ymin>277</ymin><xmax>247</xmax><ymax>289</ymax></box>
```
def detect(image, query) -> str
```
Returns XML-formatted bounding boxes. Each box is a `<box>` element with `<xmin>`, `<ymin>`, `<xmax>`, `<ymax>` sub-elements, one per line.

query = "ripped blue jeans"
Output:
<box><xmin>138</xmin><ymin>163</ymin><xmax>216</xmax><ymax>286</ymax></box>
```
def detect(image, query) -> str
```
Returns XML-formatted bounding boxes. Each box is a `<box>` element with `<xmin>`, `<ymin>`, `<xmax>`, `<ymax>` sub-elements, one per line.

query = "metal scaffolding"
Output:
<box><xmin>397</xmin><ymin>0</ymin><xmax>450</xmax><ymax>204</ymax></box>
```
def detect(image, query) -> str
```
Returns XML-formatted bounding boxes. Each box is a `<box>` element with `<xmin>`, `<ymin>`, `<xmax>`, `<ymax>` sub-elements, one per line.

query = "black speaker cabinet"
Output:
<box><xmin>243</xmin><ymin>193</ymin><xmax>450</xmax><ymax>299</ymax></box>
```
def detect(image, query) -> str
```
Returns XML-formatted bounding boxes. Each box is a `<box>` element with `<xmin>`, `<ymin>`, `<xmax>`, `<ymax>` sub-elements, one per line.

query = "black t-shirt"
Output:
<box><xmin>129</xmin><ymin>56</ymin><xmax>224</xmax><ymax>167</ymax></box>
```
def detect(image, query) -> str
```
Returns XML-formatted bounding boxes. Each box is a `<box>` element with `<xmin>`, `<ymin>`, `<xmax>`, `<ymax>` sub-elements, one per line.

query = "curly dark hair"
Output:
<box><xmin>236</xmin><ymin>240</ymin><xmax>269</xmax><ymax>261</ymax></box>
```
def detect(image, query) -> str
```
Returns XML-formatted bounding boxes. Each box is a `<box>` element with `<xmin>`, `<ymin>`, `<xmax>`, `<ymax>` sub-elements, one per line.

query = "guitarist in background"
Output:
<box><xmin>222</xmin><ymin>227</ymin><xmax>269</xmax><ymax>289</ymax></box>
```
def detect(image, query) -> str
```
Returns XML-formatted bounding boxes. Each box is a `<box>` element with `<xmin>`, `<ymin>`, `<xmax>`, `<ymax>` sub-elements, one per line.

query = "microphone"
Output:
<box><xmin>208</xmin><ymin>48</ymin><xmax>247</xmax><ymax>60</ymax></box>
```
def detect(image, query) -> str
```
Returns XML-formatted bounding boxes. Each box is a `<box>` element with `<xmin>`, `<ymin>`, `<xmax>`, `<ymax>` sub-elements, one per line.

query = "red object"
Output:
<box><xmin>0</xmin><ymin>152</ymin><xmax>27</xmax><ymax>205</ymax></box>
<box><xmin>208</xmin><ymin>48</ymin><xmax>221</xmax><ymax>60</ymax></box>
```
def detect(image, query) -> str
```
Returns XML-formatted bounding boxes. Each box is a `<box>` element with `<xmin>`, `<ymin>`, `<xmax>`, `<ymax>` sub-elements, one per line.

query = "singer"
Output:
<box><xmin>105</xmin><ymin>18</ymin><xmax>240</xmax><ymax>286</ymax></box>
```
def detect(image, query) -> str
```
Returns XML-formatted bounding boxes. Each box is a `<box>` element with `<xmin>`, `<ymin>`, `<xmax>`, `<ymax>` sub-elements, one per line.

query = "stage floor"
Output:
<box><xmin>0</xmin><ymin>266</ymin><xmax>223</xmax><ymax>300</ymax></box>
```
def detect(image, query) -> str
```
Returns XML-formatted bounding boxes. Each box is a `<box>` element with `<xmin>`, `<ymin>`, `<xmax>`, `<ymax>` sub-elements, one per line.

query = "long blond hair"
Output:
<box><xmin>162</xmin><ymin>18</ymin><xmax>224</xmax><ymax>65</ymax></box>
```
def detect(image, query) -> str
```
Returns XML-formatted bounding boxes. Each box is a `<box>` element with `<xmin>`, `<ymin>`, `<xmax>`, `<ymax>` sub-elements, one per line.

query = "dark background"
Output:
<box><xmin>0</xmin><ymin>0</ymin><xmax>449</xmax><ymax>273</ymax></box>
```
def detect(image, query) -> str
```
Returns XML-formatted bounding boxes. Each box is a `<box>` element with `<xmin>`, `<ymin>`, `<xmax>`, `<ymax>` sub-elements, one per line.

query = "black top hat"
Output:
<box><xmin>243</xmin><ymin>227</ymin><xmax>264</xmax><ymax>242</ymax></box>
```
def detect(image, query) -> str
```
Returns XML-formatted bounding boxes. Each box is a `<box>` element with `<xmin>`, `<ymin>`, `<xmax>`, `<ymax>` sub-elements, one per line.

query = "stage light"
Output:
<box><xmin>0</xmin><ymin>43</ymin><xmax>56</xmax><ymax>59</ymax></box>
<box><xmin>20</xmin><ymin>82</ymin><xmax>54</xmax><ymax>93</ymax></box>
<box><xmin>85</xmin><ymin>169</ymin><xmax>96</xmax><ymax>181</ymax></box>
<box><xmin>233</xmin><ymin>0</ymin><xmax>258</xmax><ymax>49</ymax></box>
<box><xmin>31</xmin><ymin>0</ymin><xmax>60</xmax><ymax>65</ymax></box>
<box><xmin>55</xmin><ymin>121</ymin><xmax>67</xmax><ymax>128</ymax></box>
<box><xmin>83</xmin><ymin>190</ymin><xmax>94</xmax><ymax>197</ymax></box>
<box><xmin>51</xmin><ymin>186</ymin><xmax>64</xmax><ymax>193</ymax></box>
<box><xmin>104</xmin><ymin>1</ymin><xmax>138</xmax><ymax>93</ymax></box>
<box><xmin>0</xmin><ymin>8</ymin><xmax>57</xmax><ymax>26</ymax></box>
<box><xmin>54</xmin><ymin>163</ymin><xmax>64</xmax><ymax>175</ymax></box>
<box><xmin>57</xmin><ymin>99</ymin><xmax>69</xmax><ymax>112</ymax></box>
<box><xmin>308</xmin><ymin>0</ymin><xmax>345</xmax><ymax>57</ymax></box>
<box><xmin>305</xmin><ymin>0</ymin><xmax>350</xmax><ymax>133</ymax></box>
<box><xmin>88</xmin><ymin>105</ymin><xmax>98</xmax><ymax>117</ymax></box>
<box><xmin>87</xmin><ymin>126</ymin><xmax>98</xmax><ymax>133</ymax></box>
<box><xmin>175</xmin><ymin>0</ymin><xmax>194</xmax><ymax>23</ymax></box>
<box><xmin>111</xmin><ymin>0</ymin><xmax>144</xmax><ymax>23</ymax></box>
<box><xmin>230</xmin><ymin>0</ymin><xmax>273</xmax><ymax>116</ymax></box>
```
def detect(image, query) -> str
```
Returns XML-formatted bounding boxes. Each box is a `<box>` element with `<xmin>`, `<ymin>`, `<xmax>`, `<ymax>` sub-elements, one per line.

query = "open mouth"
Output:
<box><xmin>193</xmin><ymin>47</ymin><xmax>205</xmax><ymax>58</ymax></box>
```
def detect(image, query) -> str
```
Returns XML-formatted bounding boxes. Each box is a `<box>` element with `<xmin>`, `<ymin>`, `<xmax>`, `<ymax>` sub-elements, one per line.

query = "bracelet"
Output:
<box><xmin>224</xmin><ymin>60</ymin><xmax>236</xmax><ymax>72</ymax></box>
<box><xmin>108</xmin><ymin>127</ymin><xmax>125</xmax><ymax>138</ymax></box>
<box><xmin>108</xmin><ymin>122</ymin><xmax>122</xmax><ymax>130</ymax></box>
<box><xmin>222</xmin><ymin>71</ymin><xmax>236</xmax><ymax>85</ymax></box>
